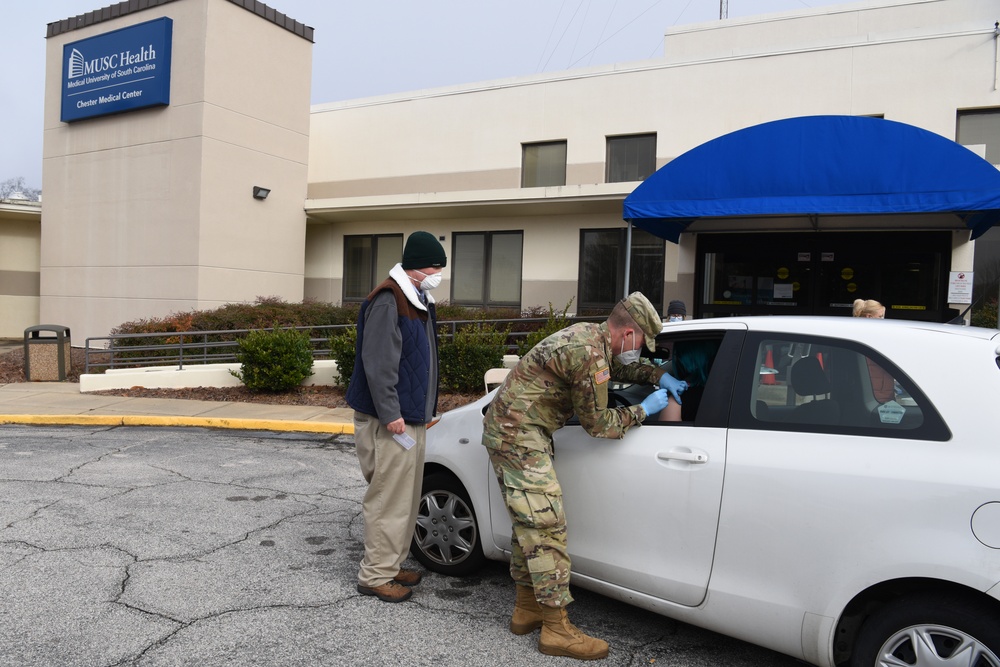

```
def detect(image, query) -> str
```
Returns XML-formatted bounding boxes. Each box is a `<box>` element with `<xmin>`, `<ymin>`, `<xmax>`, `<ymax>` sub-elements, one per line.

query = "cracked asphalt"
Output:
<box><xmin>0</xmin><ymin>424</ymin><xmax>802</xmax><ymax>667</ymax></box>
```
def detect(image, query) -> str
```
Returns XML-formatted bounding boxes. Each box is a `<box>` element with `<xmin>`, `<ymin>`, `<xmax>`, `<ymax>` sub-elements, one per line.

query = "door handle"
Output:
<box><xmin>657</xmin><ymin>449</ymin><xmax>708</xmax><ymax>464</ymax></box>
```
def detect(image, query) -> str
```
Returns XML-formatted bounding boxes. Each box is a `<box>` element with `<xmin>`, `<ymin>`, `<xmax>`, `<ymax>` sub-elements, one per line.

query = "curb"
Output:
<box><xmin>0</xmin><ymin>414</ymin><xmax>354</xmax><ymax>434</ymax></box>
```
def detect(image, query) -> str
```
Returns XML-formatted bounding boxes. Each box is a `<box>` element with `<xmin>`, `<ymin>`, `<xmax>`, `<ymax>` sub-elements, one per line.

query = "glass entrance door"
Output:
<box><xmin>697</xmin><ymin>231</ymin><xmax>949</xmax><ymax>321</ymax></box>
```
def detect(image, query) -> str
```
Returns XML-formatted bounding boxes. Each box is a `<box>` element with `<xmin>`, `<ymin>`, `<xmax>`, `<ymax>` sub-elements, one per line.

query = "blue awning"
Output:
<box><xmin>623</xmin><ymin>115</ymin><xmax>1000</xmax><ymax>243</ymax></box>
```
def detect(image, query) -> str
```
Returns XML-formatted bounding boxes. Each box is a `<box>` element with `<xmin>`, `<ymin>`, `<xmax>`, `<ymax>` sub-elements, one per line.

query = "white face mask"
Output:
<box><xmin>668</xmin><ymin>315</ymin><xmax>684</xmax><ymax>323</ymax></box>
<box><xmin>615</xmin><ymin>332</ymin><xmax>642</xmax><ymax>365</ymax></box>
<box><xmin>413</xmin><ymin>269</ymin><xmax>442</xmax><ymax>291</ymax></box>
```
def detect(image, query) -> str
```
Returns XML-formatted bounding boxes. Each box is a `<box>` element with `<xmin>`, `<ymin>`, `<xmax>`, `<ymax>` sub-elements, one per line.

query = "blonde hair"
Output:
<box><xmin>853</xmin><ymin>299</ymin><xmax>885</xmax><ymax>318</ymax></box>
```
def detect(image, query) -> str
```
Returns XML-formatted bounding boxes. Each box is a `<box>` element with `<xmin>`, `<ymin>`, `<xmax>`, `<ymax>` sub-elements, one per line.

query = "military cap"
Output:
<box><xmin>621</xmin><ymin>291</ymin><xmax>662</xmax><ymax>351</ymax></box>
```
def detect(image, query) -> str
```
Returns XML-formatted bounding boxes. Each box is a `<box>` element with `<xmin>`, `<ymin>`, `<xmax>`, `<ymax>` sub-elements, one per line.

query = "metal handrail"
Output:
<box><xmin>83</xmin><ymin>316</ymin><xmax>604</xmax><ymax>374</ymax></box>
<box><xmin>84</xmin><ymin>325</ymin><xmax>353</xmax><ymax>374</ymax></box>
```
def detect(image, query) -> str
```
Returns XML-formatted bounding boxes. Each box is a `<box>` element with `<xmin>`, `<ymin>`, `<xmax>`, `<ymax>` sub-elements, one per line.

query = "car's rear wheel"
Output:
<box><xmin>850</xmin><ymin>594</ymin><xmax>1000</xmax><ymax>667</ymax></box>
<box><xmin>410</xmin><ymin>471</ymin><xmax>486</xmax><ymax>576</ymax></box>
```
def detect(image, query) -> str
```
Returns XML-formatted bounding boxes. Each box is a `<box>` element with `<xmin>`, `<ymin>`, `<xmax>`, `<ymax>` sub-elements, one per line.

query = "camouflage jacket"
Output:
<box><xmin>482</xmin><ymin>322</ymin><xmax>665</xmax><ymax>453</ymax></box>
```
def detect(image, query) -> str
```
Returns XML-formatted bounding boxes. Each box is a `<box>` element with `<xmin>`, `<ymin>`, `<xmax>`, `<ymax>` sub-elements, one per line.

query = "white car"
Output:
<box><xmin>410</xmin><ymin>316</ymin><xmax>1000</xmax><ymax>667</ymax></box>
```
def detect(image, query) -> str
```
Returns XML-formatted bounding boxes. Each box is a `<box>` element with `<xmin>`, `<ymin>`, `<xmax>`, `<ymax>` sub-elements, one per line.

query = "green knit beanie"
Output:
<box><xmin>402</xmin><ymin>231</ymin><xmax>447</xmax><ymax>269</ymax></box>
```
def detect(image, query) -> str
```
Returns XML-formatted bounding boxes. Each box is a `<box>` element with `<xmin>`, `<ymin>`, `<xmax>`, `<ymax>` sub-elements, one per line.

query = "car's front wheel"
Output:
<box><xmin>850</xmin><ymin>594</ymin><xmax>1000</xmax><ymax>667</ymax></box>
<box><xmin>410</xmin><ymin>471</ymin><xmax>486</xmax><ymax>576</ymax></box>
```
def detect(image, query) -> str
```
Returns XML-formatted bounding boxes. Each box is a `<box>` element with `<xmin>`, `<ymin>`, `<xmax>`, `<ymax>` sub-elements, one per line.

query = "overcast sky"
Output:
<box><xmin>1</xmin><ymin>0</ymin><xmax>849</xmax><ymax>189</ymax></box>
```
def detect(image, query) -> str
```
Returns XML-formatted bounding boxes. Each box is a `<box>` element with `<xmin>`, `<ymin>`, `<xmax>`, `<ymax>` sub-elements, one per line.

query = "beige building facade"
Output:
<box><xmin>0</xmin><ymin>198</ymin><xmax>42</xmax><ymax>338</ymax></box>
<box><xmin>1</xmin><ymin>0</ymin><xmax>998</xmax><ymax>340</ymax></box>
<box><xmin>305</xmin><ymin>0</ymin><xmax>1000</xmax><ymax>323</ymax></box>
<box><xmin>35</xmin><ymin>0</ymin><xmax>312</xmax><ymax>342</ymax></box>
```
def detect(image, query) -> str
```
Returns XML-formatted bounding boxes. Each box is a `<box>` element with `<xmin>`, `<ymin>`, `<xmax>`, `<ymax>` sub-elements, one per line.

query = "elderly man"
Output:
<box><xmin>482</xmin><ymin>292</ymin><xmax>686</xmax><ymax>660</ymax></box>
<box><xmin>347</xmin><ymin>231</ymin><xmax>446</xmax><ymax>603</ymax></box>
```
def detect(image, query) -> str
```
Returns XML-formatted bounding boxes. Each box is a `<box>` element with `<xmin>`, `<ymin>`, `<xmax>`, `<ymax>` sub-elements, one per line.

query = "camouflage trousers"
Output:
<box><xmin>486</xmin><ymin>439</ymin><xmax>574</xmax><ymax>608</ymax></box>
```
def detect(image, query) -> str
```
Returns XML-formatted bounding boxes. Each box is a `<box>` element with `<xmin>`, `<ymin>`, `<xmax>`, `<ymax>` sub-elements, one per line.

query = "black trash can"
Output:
<box><xmin>24</xmin><ymin>325</ymin><xmax>71</xmax><ymax>381</ymax></box>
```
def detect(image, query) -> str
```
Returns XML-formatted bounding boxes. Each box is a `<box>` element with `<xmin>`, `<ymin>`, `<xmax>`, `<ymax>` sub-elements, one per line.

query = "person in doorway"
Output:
<box><xmin>852</xmin><ymin>298</ymin><xmax>894</xmax><ymax>403</ymax></box>
<box><xmin>482</xmin><ymin>292</ymin><xmax>687</xmax><ymax>660</ymax></box>
<box><xmin>666</xmin><ymin>300</ymin><xmax>687</xmax><ymax>322</ymax></box>
<box><xmin>346</xmin><ymin>231</ymin><xmax>446</xmax><ymax>603</ymax></box>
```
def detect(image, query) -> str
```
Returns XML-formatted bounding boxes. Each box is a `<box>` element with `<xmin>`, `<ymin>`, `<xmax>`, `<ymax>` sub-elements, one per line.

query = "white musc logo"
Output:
<box><xmin>68</xmin><ymin>48</ymin><xmax>86</xmax><ymax>79</ymax></box>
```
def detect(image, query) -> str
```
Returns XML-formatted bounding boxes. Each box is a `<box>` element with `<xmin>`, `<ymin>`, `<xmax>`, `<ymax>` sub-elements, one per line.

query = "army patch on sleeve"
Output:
<box><xmin>594</xmin><ymin>367</ymin><xmax>611</xmax><ymax>384</ymax></box>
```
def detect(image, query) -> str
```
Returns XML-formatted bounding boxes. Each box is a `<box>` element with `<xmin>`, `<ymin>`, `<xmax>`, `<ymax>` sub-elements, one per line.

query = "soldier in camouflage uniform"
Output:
<box><xmin>482</xmin><ymin>292</ymin><xmax>688</xmax><ymax>660</ymax></box>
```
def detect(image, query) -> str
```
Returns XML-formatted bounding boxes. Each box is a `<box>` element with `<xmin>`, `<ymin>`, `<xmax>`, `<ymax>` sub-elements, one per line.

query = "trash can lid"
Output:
<box><xmin>25</xmin><ymin>324</ymin><xmax>70</xmax><ymax>331</ymax></box>
<box><xmin>24</xmin><ymin>324</ymin><xmax>71</xmax><ymax>336</ymax></box>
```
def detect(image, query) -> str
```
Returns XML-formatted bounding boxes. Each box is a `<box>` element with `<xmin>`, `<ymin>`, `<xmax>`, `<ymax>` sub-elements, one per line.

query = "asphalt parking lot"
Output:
<box><xmin>0</xmin><ymin>424</ymin><xmax>803</xmax><ymax>666</ymax></box>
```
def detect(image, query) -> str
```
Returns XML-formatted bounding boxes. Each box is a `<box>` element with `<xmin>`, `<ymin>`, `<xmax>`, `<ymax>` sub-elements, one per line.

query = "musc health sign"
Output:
<box><xmin>61</xmin><ymin>17</ymin><xmax>172</xmax><ymax>123</ymax></box>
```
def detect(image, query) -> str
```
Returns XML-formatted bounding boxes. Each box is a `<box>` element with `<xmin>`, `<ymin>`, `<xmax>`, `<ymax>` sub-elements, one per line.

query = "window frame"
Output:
<box><xmin>341</xmin><ymin>233</ymin><xmax>403</xmax><ymax>303</ymax></box>
<box><xmin>578</xmin><ymin>227</ymin><xmax>665</xmax><ymax>311</ymax></box>
<box><xmin>729</xmin><ymin>331</ymin><xmax>951</xmax><ymax>441</ymax></box>
<box><xmin>606</xmin><ymin>133</ymin><xmax>657</xmax><ymax>183</ymax></box>
<box><xmin>957</xmin><ymin>107</ymin><xmax>1000</xmax><ymax>166</ymax></box>
<box><xmin>521</xmin><ymin>140</ymin><xmax>567</xmax><ymax>188</ymax></box>
<box><xmin>450</xmin><ymin>230</ymin><xmax>524</xmax><ymax>308</ymax></box>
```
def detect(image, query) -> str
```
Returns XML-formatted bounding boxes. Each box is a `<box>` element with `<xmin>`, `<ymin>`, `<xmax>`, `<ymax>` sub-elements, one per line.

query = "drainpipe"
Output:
<box><xmin>995</xmin><ymin>22</ymin><xmax>999</xmax><ymax>91</ymax></box>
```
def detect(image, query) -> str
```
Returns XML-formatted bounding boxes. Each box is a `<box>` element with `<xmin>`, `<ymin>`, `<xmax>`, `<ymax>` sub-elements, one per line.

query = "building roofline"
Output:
<box><xmin>46</xmin><ymin>0</ymin><xmax>314</xmax><ymax>42</ymax></box>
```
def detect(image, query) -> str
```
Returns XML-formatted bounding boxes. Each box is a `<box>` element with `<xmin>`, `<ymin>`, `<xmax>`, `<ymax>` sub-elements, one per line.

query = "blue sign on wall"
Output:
<box><xmin>61</xmin><ymin>17</ymin><xmax>173</xmax><ymax>123</ymax></box>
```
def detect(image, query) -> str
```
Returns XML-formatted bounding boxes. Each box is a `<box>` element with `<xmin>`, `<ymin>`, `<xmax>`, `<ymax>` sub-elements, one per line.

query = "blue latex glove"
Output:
<box><xmin>639</xmin><ymin>388</ymin><xmax>670</xmax><ymax>417</ymax></box>
<box><xmin>658</xmin><ymin>372</ymin><xmax>688</xmax><ymax>404</ymax></box>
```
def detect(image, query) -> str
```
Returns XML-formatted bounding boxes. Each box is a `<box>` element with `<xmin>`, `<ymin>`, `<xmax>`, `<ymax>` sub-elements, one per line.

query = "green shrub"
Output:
<box><xmin>439</xmin><ymin>321</ymin><xmax>511</xmax><ymax>394</ymax></box>
<box><xmin>517</xmin><ymin>299</ymin><xmax>574</xmax><ymax>356</ymax></box>
<box><xmin>971</xmin><ymin>297</ymin><xmax>998</xmax><ymax>329</ymax></box>
<box><xmin>231</xmin><ymin>327</ymin><xmax>315</xmax><ymax>392</ymax></box>
<box><xmin>328</xmin><ymin>326</ymin><xmax>358</xmax><ymax>389</ymax></box>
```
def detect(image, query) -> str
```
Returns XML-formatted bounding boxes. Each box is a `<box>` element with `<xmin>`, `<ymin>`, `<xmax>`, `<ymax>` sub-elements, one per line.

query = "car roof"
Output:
<box><xmin>661</xmin><ymin>315</ymin><xmax>1000</xmax><ymax>343</ymax></box>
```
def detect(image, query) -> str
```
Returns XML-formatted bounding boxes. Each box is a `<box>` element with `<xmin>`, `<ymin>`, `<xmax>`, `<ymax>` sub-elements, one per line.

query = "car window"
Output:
<box><xmin>738</xmin><ymin>334</ymin><xmax>950</xmax><ymax>441</ymax></box>
<box><xmin>600</xmin><ymin>333</ymin><xmax>730</xmax><ymax>427</ymax></box>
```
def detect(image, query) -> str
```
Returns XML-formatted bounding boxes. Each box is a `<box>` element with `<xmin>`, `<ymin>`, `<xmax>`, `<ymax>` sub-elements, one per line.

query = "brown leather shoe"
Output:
<box><xmin>357</xmin><ymin>580</ymin><xmax>413</xmax><ymax>603</ymax></box>
<box><xmin>393</xmin><ymin>568</ymin><xmax>423</xmax><ymax>587</ymax></box>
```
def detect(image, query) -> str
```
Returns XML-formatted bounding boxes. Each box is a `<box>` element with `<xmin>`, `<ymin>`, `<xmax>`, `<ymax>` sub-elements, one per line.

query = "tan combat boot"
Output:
<box><xmin>509</xmin><ymin>584</ymin><xmax>543</xmax><ymax>635</ymax></box>
<box><xmin>538</xmin><ymin>606</ymin><xmax>609</xmax><ymax>660</ymax></box>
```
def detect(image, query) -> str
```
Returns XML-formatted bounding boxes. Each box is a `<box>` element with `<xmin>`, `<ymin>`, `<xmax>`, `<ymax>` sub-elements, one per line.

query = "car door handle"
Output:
<box><xmin>657</xmin><ymin>449</ymin><xmax>708</xmax><ymax>464</ymax></box>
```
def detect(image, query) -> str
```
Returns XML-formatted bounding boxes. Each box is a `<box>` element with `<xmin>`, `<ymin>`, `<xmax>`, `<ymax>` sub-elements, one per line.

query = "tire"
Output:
<box><xmin>850</xmin><ymin>593</ymin><xmax>1000</xmax><ymax>667</ymax></box>
<box><xmin>410</xmin><ymin>471</ymin><xmax>487</xmax><ymax>576</ymax></box>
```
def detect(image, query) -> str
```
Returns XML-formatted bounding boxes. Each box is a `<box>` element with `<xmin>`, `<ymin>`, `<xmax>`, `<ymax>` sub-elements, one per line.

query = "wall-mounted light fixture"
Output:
<box><xmin>252</xmin><ymin>186</ymin><xmax>271</xmax><ymax>200</ymax></box>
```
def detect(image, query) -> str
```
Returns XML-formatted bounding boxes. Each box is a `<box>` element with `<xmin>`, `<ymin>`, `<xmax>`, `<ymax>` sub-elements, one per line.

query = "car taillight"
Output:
<box><xmin>427</xmin><ymin>417</ymin><xmax>441</xmax><ymax>429</ymax></box>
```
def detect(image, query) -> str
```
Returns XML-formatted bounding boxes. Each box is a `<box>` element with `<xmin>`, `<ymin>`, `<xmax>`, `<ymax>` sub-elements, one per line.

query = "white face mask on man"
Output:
<box><xmin>615</xmin><ymin>331</ymin><xmax>642</xmax><ymax>365</ymax></box>
<box><xmin>412</xmin><ymin>269</ymin><xmax>442</xmax><ymax>291</ymax></box>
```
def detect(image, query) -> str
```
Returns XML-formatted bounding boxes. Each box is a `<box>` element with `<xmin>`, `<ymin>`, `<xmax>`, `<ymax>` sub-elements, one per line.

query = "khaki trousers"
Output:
<box><xmin>354</xmin><ymin>411</ymin><xmax>426</xmax><ymax>587</ymax></box>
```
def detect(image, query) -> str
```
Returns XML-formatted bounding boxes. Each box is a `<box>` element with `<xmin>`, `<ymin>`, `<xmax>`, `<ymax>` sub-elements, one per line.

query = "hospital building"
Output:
<box><xmin>1</xmin><ymin>0</ymin><xmax>998</xmax><ymax>342</ymax></box>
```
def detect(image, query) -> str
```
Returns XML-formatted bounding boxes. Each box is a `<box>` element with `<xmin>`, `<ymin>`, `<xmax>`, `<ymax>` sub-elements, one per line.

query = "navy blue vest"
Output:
<box><xmin>346</xmin><ymin>278</ymin><xmax>439</xmax><ymax>424</ymax></box>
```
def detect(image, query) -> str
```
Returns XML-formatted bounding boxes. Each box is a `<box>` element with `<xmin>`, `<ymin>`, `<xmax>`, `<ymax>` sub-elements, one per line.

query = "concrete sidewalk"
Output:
<box><xmin>0</xmin><ymin>381</ymin><xmax>355</xmax><ymax>434</ymax></box>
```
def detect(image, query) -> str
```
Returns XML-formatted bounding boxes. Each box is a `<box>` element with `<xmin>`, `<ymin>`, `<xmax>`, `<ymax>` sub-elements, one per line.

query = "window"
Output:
<box><xmin>451</xmin><ymin>231</ymin><xmax>523</xmax><ymax>308</ymax></box>
<box><xmin>737</xmin><ymin>334</ymin><xmax>949</xmax><ymax>440</ymax></box>
<box><xmin>606</xmin><ymin>133</ymin><xmax>656</xmax><ymax>183</ymax></box>
<box><xmin>342</xmin><ymin>234</ymin><xmax>402</xmax><ymax>302</ymax></box>
<box><xmin>958</xmin><ymin>109</ymin><xmax>1000</xmax><ymax>166</ymax></box>
<box><xmin>697</xmin><ymin>232</ymin><xmax>949</xmax><ymax>320</ymax></box>
<box><xmin>522</xmin><ymin>141</ymin><xmax>567</xmax><ymax>187</ymax></box>
<box><xmin>958</xmin><ymin>109</ymin><xmax>1000</xmax><ymax>305</ymax></box>
<box><xmin>579</xmin><ymin>228</ymin><xmax>664</xmax><ymax>311</ymax></box>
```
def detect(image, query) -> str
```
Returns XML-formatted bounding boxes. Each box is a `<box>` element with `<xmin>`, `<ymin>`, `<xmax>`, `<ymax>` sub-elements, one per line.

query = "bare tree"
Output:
<box><xmin>0</xmin><ymin>177</ymin><xmax>41</xmax><ymax>201</ymax></box>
